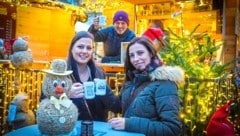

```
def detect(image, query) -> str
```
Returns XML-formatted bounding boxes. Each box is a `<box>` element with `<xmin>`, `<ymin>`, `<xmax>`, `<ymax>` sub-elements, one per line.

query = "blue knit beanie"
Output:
<box><xmin>113</xmin><ymin>10</ymin><xmax>129</xmax><ymax>25</ymax></box>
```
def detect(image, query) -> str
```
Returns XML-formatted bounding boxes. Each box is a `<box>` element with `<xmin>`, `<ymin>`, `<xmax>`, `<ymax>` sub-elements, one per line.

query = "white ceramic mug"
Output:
<box><xmin>94</xmin><ymin>78</ymin><xmax>106</xmax><ymax>96</ymax></box>
<box><xmin>83</xmin><ymin>81</ymin><xmax>95</xmax><ymax>99</ymax></box>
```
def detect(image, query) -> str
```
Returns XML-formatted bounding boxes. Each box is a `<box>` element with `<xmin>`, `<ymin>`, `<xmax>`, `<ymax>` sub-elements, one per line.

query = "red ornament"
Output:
<box><xmin>206</xmin><ymin>101</ymin><xmax>235</xmax><ymax>136</ymax></box>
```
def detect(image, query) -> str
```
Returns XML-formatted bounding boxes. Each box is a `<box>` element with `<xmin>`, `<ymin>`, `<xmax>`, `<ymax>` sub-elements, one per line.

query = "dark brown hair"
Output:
<box><xmin>149</xmin><ymin>19</ymin><xmax>164</xmax><ymax>30</ymax></box>
<box><xmin>124</xmin><ymin>36</ymin><xmax>157</xmax><ymax>81</ymax></box>
<box><xmin>66</xmin><ymin>31</ymin><xmax>95</xmax><ymax>83</ymax></box>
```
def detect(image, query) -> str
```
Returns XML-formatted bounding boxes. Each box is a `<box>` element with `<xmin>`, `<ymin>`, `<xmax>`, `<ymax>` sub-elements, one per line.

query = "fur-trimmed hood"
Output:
<box><xmin>149</xmin><ymin>66</ymin><xmax>185</xmax><ymax>84</ymax></box>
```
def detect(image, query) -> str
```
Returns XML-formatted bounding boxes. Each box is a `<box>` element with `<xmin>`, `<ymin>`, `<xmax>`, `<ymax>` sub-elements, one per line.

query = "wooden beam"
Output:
<box><xmin>123</xmin><ymin>0</ymin><xmax>175</xmax><ymax>5</ymax></box>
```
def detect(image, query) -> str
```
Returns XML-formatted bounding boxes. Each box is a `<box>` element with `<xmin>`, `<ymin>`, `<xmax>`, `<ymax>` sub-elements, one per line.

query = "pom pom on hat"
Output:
<box><xmin>113</xmin><ymin>10</ymin><xmax>129</xmax><ymax>25</ymax></box>
<box><xmin>142</xmin><ymin>28</ymin><xmax>164</xmax><ymax>41</ymax></box>
<box><xmin>142</xmin><ymin>28</ymin><xmax>166</xmax><ymax>51</ymax></box>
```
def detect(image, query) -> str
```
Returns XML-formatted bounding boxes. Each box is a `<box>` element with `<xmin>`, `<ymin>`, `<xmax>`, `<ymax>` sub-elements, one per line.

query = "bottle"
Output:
<box><xmin>81</xmin><ymin>120</ymin><xmax>93</xmax><ymax>136</ymax></box>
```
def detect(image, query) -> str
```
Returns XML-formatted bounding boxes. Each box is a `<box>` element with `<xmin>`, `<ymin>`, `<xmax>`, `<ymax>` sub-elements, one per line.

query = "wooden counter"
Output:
<box><xmin>97</xmin><ymin>63</ymin><xmax>124</xmax><ymax>73</ymax></box>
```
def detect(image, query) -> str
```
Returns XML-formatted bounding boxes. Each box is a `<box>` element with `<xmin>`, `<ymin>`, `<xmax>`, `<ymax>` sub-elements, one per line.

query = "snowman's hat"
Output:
<box><xmin>42</xmin><ymin>59</ymin><xmax>72</xmax><ymax>76</ymax></box>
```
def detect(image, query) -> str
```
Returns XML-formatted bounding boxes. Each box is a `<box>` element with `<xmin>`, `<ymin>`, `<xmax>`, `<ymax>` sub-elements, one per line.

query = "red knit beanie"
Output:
<box><xmin>142</xmin><ymin>28</ymin><xmax>165</xmax><ymax>51</ymax></box>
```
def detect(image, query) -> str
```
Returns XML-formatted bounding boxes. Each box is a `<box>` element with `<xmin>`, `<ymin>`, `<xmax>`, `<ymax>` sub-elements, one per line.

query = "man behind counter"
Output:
<box><xmin>88</xmin><ymin>10</ymin><xmax>135</xmax><ymax>63</ymax></box>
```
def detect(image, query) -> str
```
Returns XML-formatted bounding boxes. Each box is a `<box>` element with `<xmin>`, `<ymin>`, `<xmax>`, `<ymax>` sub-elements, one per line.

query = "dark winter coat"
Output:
<box><xmin>71</xmin><ymin>62</ymin><xmax>121</xmax><ymax>121</ymax></box>
<box><xmin>121</xmin><ymin>66</ymin><xmax>184</xmax><ymax>136</ymax></box>
<box><xmin>88</xmin><ymin>25</ymin><xmax>135</xmax><ymax>63</ymax></box>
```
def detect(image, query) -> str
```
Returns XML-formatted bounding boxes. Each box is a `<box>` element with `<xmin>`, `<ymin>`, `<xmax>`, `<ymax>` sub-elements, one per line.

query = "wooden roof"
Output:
<box><xmin>123</xmin><ymin>0</ymin><xmax>175</xmax><ymax>4</ymax></box>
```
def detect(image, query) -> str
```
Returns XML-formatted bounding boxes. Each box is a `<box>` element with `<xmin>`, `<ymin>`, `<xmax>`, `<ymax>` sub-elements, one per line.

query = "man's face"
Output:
<box><xmin>113</xmin><ymin>20</ymin><xmax>128</xmax><ymax>35</ymax></box>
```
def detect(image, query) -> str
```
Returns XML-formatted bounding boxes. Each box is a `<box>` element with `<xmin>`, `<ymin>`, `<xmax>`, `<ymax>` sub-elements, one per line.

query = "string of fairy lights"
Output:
<box><xmin>178</xmin><ymin>76</ymin><xmax>238</xmax><ymax>135</ymax></box>
<box><xmin>0</xmin><ymin>0</ymin><xmax>239</xmax><ymax>135</ymax></box>
<box><xmin>0</xmin><ymin>61</ymin><xmax>48</xmax><ymax>134</ymax></box>
<box><xmin>0</xmin><ymin>61</ymin><xmax>239</xmax><ymax>135</ymax></box>
<box><xmin>0</xmin><ymin>0</ymin><xmax>127</xmax><ymax>12</ymax></box>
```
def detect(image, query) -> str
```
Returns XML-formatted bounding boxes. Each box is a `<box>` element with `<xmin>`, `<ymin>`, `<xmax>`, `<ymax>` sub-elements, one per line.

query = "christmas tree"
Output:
<box><xmin>160</xmin><ymin>24</ymin><xmax>239</xmax><ymax>135</ymax></box>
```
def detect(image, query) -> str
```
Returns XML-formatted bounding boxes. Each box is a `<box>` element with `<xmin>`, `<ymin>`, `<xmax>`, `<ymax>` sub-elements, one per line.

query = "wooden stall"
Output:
<box><xmin>16</xmin><ymin>6</ymin><xmax>75</xmax><ymax>61</ymax></box>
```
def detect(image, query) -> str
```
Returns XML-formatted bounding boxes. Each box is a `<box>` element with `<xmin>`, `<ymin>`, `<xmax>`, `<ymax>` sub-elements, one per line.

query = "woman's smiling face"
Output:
<box><xmin>71</xmin><ymin>38</ymin><xmax>93</xmax><ymax>64</ymax></box>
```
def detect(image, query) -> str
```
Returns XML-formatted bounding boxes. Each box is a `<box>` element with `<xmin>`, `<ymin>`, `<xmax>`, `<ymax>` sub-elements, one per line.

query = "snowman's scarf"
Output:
<box><xmin>50</xmin><ymin>93</ymin><xmax>72</xmax><ymax>110</ymax></box>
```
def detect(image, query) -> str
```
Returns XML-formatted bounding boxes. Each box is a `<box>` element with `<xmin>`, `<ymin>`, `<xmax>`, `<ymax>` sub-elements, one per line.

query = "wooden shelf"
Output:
<box><xmin>136</xmin><ymin>10</ymin><xmax>220</xmax><ymax>37</ymax></box>
<box><xmin>137</xmin><ymin>10</ymin><xmax>218</xmax><ymax>20</ymax></box>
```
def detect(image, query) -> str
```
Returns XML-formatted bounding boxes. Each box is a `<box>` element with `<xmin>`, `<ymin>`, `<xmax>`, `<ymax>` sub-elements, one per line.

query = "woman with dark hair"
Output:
<box><xmin>67</xmin><ymin>31</ymin><xmax>121</xmax><ymax>121</ymax></box>
<box><xmin>108</xmin><ymin>37</ymin><xmax>184</xmax><ymax>136</ymax></box>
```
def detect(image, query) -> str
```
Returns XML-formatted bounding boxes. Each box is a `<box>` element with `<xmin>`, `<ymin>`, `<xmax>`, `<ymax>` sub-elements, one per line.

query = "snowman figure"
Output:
<box><xmin>37</xmin><ymin>59</ymin><xmax>78</xmax><ymax>135</ymax></box>
<box><xmin>10</xmin><ymin>37</ymin><xmax>33</xmax><ymax>69</ymax></box>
